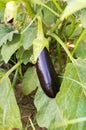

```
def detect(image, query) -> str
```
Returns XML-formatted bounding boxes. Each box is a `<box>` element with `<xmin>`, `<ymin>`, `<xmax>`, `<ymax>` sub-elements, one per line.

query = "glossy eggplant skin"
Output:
<box><xmin>36</xmin><ymin>47</ymin><xmax>60</xmax><ymax>98</ymax></box>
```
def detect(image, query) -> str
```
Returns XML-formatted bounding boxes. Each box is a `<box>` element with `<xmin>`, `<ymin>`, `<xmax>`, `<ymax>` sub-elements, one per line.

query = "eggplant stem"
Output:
<box><xmin>37</xmin><ymin>16</ymin><xmax>44</xmax><ymax>40</ymax></box>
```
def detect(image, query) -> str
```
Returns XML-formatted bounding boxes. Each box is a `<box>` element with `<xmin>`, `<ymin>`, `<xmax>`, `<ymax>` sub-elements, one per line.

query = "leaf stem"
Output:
<box><xmin>37</xmin><ymin>16</ymin><xmax>44</xmax><ymax>39</ymax></box>
<box><xmin>49</xmin><ymin>33</ymin><xmax>75</xmax><ymax>64</ymax></box>
<box><xmin>47</xmin><ymin>19</ymin><xmax>61</xmax><ymax>34</ymax></box>
<box><xmin>23</xmin><ymin>0</ymin><xmax>35</xmax><ymax>18</ymax></box>
<box><xmin>0</xmin><ymin>61</ymin><xmax>21</xmax><ymax>84</ymax></box>
<box><xmin>12</xmin><ymin>68</ymin><xmax>18</xmax><ymax>87</ymax></box>
<box><xmin>52</xmin><ymin>0</ymin><xmax>63</xmax><ymax>13</ymax></box>
<box><xmin>21</xmin><ymin>14</ymin><xmax>38</xmax><ymax>34</ymax></box>
<box><xmin>38</xmin><ymin>2</ymin><xmax>60</xmax><ymax>17</ymax></box>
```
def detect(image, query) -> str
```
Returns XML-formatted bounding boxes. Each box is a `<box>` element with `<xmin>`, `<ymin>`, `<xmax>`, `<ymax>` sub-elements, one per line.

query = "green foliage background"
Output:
<box><xmin>0</xmin><ymin>0</ymin><xmax>86</xmax><ymax>130</ymax></box>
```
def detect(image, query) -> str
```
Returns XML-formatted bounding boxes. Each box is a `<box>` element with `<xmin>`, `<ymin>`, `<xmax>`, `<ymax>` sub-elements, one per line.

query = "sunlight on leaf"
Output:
<box><xmin>61</xmin><ymin>0</ymin><xmax>86</xmax><ymax>20</ymax></box>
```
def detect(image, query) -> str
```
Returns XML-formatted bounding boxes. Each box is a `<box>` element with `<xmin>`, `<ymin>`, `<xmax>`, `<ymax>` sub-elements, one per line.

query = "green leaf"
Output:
<box><xmin>22</xmin><ymin>67</ymin><xmax>39</xmax><ymax>95</ymax></box>
<box><xmin>55</xmin><ymin>59</ymin><xmax>86</xmax><ymax>129</ymax></box>
<box><xmin>22</xmin><ymin>24</ymin><xmax>37</xmax><ymax>49</ymax></box>
<box><xmin>75</xmin><ymin>40</ymin><xmax>86</xmax><ymax>58</ymax></box>
<box><xmin>1</xmin><ymin>34</ymin><xmax>20</xmax><ymax>63</ymax></box>
<box><xmin>69</xmin><ymin>25</ymin><xmax>82</xmax><ymax>39</ymax></box>
<box><xmin>75</xmin><ymin>58</ymin><xmax>86</xmax><ymax>86</ymax></box>
<box><xmin>16</xmin><ymin>47</ymin><xmax>24</xmax><ymax>60</ymax></box>
<box><xmin>80</xmin><ymin>9</ymin><xmax>86</xmax><ymax>28</ymax></box>
<box><xmin>16</xmin><ymin>47</ymin><xmax>33</xmax><ymax>65</ymax></box>
<box><xmin>0</xmin><ymin>70</ymin><xmax>22</xmax><ymax>129</ymax></box>
<box><xmin>61</xmin><ymin>0</ymin><xmax>86</xmax><ymax>20</ymax></box>
<box><xmin>41</xmin><ymin>1</ymin><xmax>57</xmax><ymax>25</ymax></box>
<box><xmin>0</xmin><ymin>24</ymin><xmax>18</xmax><ymax>47</ymax></box>
<box><xmin>34</xmin><ymin>86</ymin><xmax>62</xmax><ymax>130</ymax></box>
<box><xmin>74</xmin><ymin>31</ymin><xmax>86</xmax><ymax>58</ymax></box>
<box><xmin>22</xmin><ymin>48</ymin><xmax>32</xmax><ymax>64</ymax></box>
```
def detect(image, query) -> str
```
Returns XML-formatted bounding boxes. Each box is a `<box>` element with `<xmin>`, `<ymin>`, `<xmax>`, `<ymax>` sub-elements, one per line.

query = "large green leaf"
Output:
<box><xmin>0</xmin><ymin>24</ymin><xmax>18</xmax><ymax>47</ymax></box>
<box><xmin>34</xmin><ymin>58</ymin><xmax>86</xmax><ymax>130</ymax></box>
<box><xmin>61</xmin><ymin>0</ymin><xmax>86</xmax><ymax>20</ymax></box>
<box><xmin>22</xmin><ymin>66</ymin><xmax>39</xmax><ymax>95</ymax></box>
<box><xmin>0</xmin><ymin>70</ymin><xmax>22</xmax><ymax>130</ymax></box>
<box><xmin>34</xmin><ymin>85</ymin><xmax>62</xmax><ymax>130</ymax></box>
<box><xmin>1</xmin><ymin>34</ymin><xmax>20</xmax><ymax>63</ymax></box>
<box><xmin>22</xmin><ymin>24</ymin><xmax>37</xmax><ymax>49</ymax></box>
<box><xmin>55</xmin><ymin>59</ymin><xmax>86</xmax><ymax>130</ymax></box>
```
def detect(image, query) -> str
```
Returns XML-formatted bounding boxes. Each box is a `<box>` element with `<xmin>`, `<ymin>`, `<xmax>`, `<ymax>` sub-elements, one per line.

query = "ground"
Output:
<box><xmin>14</xmin><ymin>81</ymin><xmax>46</xmax><ymax>130</ymax></box>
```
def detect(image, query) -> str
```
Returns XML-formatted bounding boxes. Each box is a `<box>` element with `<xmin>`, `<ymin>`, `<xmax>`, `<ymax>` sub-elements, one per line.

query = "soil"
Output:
<box><xmin>14</xmin><ymin>82</ymin><xmax>47</xmax><ymax>130</ymax></box>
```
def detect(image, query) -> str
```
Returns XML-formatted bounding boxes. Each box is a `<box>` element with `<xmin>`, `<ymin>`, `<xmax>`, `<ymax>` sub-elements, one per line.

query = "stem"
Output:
<box><xmin>58</xmin><ymin>19</ymin><xmax>67</xmax><ymax>40</ymax></box>
<box><xmin>72</xmin><ymin>28</ymin><xmax>86</xmax><ymax>56</ymax></box>
<box><xmin>12</xmin><ymin>68</ymin><xmax>18</xmax><ymax>87</ymax></box>
<box><xmin>23</xmin><ymin>0</ymin><xmax>35</xmax><ymax>18</ymax></box>
<box><xmin>38</xmin><ymin>2</ymin><xmax>60</xmax><ymax>17</ymax></box>
<box><xmin>19</xmin><ymin>64</ymin><xmax>23</xmax><ymax>78</ymax></box>
<box><xmin>29</xmin><ymin>118</ymin><xmax>36</xmax><ymax>130</ymax></box>
<box><xmin>52</xmin><ymin>0</ymin><xmax>63</xmax><ymax>13</ymax></box>
<box><xmin>37</xmin><ymin>16</ymin><xmax>44</xmax><ymax>39</ymax></box>
<box><xmin>67</xmin><ymin>15</ymin><xmax>75</xmax><ymax>38</ymax></box>
<box><xmin>0</xmin><ymin>61</ymin><xmax>21</xmax><ymax>84</ymax></box>
<box><xmin>49</xmin><ymin>33</ymin><xmax>75</xmax><ymax>64</ymax></box>
<box><xmin>21</xmin><ymin>14</ymin><xmax>37</xmax><ymax>34</ymax></box>
<box><xmin>56</xmin><ymin>43</ymin><xmax>63</xmax><ymax>72</ymax></box>
<box><xmin>47</xmin><ymin>18</ymin><xmax>61</xmax><ymax>34</ymax></box>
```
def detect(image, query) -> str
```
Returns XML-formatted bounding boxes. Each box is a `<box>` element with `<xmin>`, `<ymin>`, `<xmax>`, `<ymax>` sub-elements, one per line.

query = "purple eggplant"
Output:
<box><xmin>36</xmin><ymin>47</ymin><xmax>60</xmax><ymax>98</ymax></box>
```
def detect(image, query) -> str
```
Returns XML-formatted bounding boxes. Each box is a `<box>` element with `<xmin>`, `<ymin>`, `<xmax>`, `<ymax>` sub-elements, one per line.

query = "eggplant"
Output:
<box><xmin>36</xmin><ymin>47</ymin><xmax>60</xmax><ymax>98</ymax></box>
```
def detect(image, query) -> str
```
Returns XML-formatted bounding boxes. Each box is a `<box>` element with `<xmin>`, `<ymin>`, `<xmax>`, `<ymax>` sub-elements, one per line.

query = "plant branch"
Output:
<box><xmin>0</xmin><ymin>61</ymin><xmax>22</xmax><ymax>84</ymax></box>
<box><xmin>49</xmin><ymin>33</ymin><xmax>75</xmax><ymax>64</ymax></box>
